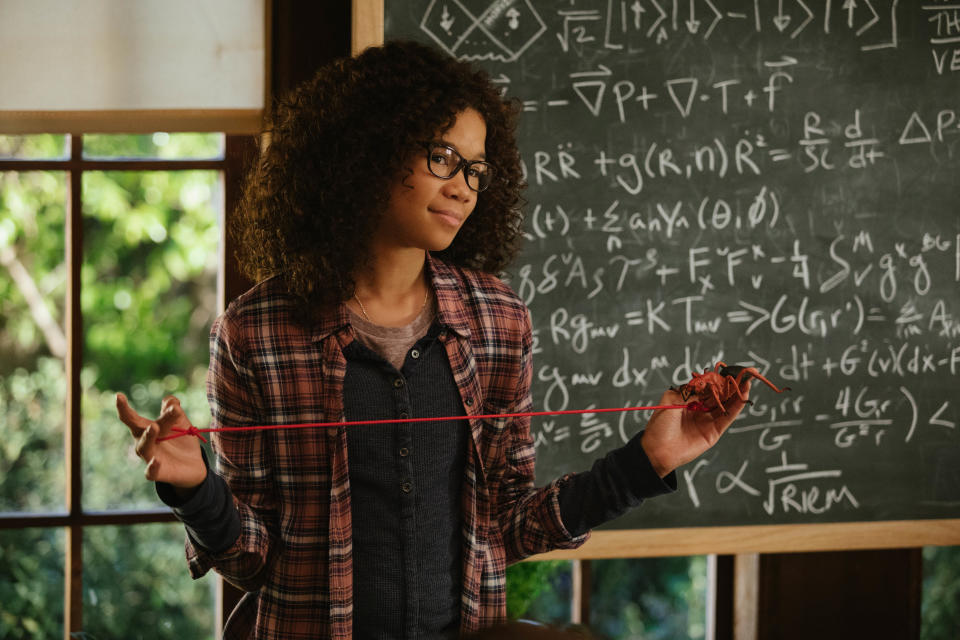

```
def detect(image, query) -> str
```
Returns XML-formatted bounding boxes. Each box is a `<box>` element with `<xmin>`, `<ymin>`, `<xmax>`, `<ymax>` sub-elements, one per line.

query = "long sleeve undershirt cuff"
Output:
<box><xmin>155</xmin><ymin>450</ymin><xmax>241</xmax><ymax>554</ymax></box>
<box><xmin>557</xmin><ymin>430</ymin><xmax>678</xmax><ymax>537</ymax></box>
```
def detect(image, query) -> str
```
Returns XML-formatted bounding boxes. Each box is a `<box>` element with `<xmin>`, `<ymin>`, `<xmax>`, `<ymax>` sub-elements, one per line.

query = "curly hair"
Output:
<box><xmin>232</xmin><ymin>40</ymin><xmax>525</xmax><ymax>318</ymax></box>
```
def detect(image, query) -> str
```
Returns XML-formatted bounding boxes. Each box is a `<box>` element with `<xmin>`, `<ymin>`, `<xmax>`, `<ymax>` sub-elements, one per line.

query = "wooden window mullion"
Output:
<box><xmin>64</xmin><ymin>132</ymin><xmax>84</xmax><ymax>640</ymax></box>
<box><xmin>571</xmin><ymin>559</ymin><xmax>591</xmax><ymax>626</ymax></box>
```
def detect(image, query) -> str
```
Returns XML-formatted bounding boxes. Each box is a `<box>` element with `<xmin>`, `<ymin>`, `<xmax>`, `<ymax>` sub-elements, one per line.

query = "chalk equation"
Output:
<box><xmin>388</xmin><ymin>0</ymin><xmax>960</xmax><ymax>525</ymax></box>
<box><xmin>418</xmin><ymin>0</ymin><xmax>900</xmax><ymax>59</ymax></box>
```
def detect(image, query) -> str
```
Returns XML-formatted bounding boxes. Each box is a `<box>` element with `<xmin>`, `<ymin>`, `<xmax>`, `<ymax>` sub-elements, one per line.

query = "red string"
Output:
<box><xmin>158</xmin><ymin>402</ymin><xmax>709</xmax><ymax>442</ymax></box>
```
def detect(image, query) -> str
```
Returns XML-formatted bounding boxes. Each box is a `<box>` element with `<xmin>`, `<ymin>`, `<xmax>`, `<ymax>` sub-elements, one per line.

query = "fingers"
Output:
<box><xmin>161</xmin><ymin>395</ymin><xmax>182</xmax><ymax>412</ymax></box>
<box><xmin>144</xmin><ymin>455</ymin><xmax>162</xmax><ymax>482</ymax></box>
<box><xmin>156</xmin><ymin>395</ymin><xmax>187</xmax><ymax>430</ymax></box>
<box><xmin>134</xmin><ymin>422</ymin><xmax>160</xmax><ymax>466</ymax></box>
<box><xmin>116</xmin><ymin>392</ymin><xmax>151</xmax><ymax>437</ymax></box>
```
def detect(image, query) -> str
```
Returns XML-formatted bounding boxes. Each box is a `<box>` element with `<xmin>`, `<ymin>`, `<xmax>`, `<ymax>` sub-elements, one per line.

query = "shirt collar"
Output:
<box><xmin>309</xmin><ymin>253</ymin><xmax>472</xmax><ymax>343</ymax></box>
<box><xmin>426</xmin><ymin>253</ymin><xmax>472</xmax><ymax>340</ymax></box>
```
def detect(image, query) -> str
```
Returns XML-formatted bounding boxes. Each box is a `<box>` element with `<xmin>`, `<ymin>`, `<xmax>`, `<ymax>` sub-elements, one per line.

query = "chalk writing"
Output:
<box><xmin>387</xmin><ymin>0</ymin><xmax>960</xmax><ymax>528</ymax></box>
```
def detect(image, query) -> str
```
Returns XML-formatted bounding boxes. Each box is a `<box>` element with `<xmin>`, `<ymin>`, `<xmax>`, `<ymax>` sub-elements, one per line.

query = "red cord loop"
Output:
<box><xmin>157</xmin><ymin>402</ymin><xmax>707</xmax><ymax>443</ymax></box>
<box><xmin>167</xmin><ymin>425</ymin><xmax>209</xmax><ymax>443</ymax></box>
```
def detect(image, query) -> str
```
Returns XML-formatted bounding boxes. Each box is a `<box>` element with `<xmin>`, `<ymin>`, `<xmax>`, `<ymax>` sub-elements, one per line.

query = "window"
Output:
<box><xmin>0</xmin><ymin>132</ymin><xmax>241</xmax><ymax>639</ymax></box>
<box><xmin>507</xmin><ymin>556</ymin><xmax>709</xmax><ymax>639</ymax></box>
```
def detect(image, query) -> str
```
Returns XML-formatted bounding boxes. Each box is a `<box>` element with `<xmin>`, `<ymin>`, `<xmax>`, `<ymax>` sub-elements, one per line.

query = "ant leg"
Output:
<box><xmin>710</xmin><ymin>384</ymin><xmax>728</xmax><ymax>414</ymax></box>
<box><xmin>735</xmin><ymin>368</ymin><xmax>791</xmax><ymax>394</ymax></box>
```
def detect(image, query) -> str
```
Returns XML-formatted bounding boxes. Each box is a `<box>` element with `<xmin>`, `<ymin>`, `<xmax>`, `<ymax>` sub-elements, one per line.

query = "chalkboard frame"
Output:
<box><xmin>353</xmin><ymin>0</ymin><xmax>960</xmax><ymax>558</ymax></box>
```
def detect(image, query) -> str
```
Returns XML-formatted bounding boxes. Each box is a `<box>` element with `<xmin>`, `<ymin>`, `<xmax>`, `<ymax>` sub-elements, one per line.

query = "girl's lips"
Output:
<box><xmin>430</xmin><ymin>208</ymin><xmax>462</xmax><ymax>227</ymax></box>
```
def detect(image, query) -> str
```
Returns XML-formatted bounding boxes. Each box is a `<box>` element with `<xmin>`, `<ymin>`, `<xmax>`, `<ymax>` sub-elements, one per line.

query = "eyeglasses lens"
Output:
<box><xmin>428</xmin><ymin>146</ymin><xmax>459</xmax><ymax>178</ymax></box>
<box><xmin>427</xmin><ymin>145</ymin><xmax>493</xmax><ymax>192</ymax></box>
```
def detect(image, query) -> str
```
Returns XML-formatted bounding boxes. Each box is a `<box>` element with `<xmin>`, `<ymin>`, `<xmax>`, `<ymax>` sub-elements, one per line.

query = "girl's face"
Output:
<box><xmin>376</xmin><ymin>108</ymin><xmax>487</xmax><ymax>253</ymax></box>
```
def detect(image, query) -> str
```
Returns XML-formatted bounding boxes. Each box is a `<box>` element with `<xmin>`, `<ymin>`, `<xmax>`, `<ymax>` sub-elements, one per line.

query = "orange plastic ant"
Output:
<box><xmin>673</xmin><ymin>361</ymin><xmax>790</xmax><ymax>414</ymax></box>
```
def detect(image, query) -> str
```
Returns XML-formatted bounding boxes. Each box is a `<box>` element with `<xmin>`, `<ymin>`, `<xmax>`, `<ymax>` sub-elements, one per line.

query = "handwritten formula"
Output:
<box><xmin>386</xmin><ymin>0</ymin><xmax>960</xmax><ymax>527</ymax></box>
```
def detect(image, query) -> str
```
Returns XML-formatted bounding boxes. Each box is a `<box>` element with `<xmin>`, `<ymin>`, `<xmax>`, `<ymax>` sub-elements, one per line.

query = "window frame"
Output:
<box><xmin>0</xmin><ymin>133</ymin><xmax>256</xmax><ymax>638</ymax></box>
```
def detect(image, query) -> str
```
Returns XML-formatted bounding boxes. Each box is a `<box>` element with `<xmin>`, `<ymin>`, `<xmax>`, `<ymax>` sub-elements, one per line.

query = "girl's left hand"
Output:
<box><xmin>640</xmin><ymin>380</ymin><xmax>751</xmax><ymax>477</ymax></box>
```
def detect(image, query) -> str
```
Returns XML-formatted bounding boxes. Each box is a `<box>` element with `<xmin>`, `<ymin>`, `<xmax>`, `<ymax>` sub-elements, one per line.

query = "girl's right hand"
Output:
<box><xmin>116</xmin><ymin>393</ymin><xmax>206</xmax><ymax>493</ymax></box>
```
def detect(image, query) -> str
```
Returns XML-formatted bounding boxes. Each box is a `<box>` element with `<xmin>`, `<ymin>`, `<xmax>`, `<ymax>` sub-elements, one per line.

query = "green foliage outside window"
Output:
<box><xmin>506</xmin><ymin>560</ymin><xmax>571</xmax><ymax>622</ymax></box>
<box><xmin>0</xmin><ymin>133</ymin><xmax>220</xmax><ymax>639</ymax></box>
<box><xmin>922</xmin><ymin>545</ymin><xmax>960</xmax><ymax>640</ymax></box>
<box><xmin>507</xmin><ymin>557</ymin><xmax>708</xmax><ymax>640</ymax></box>
<box><xmin>589</xmin><ymin>556</ymin><xmax>708</xmax><ymax>640</ymax></box>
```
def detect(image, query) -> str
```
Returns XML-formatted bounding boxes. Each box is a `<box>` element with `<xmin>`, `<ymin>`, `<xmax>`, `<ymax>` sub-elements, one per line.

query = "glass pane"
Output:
<box><xmin>922</xmin><ymin>545</ymin><xmax>960</xmax><ymax>640</ymax></box>
<box><xmin>83</xmin><ymin>523</ymin><xmax>216</xmax><ymax>640</ymax></box>
<box><xmin>0</xmin><ymin>171</ymin><xmax>67</xmax><ymax>512</ymax></box>
<box><xmin>0</xmin><ymin>528</ymin><xmax>65</xmax><ymax>639</ymax></box>
<box><xmin>590</xmin><ymin>556</ymin><xmax>708</xmax><ymax>640</ymax></box>
<box><xmin>81</xmin><ymin>170</ymin><xmax>219</xmax><ymax>510</ymax></box>
<box><xmin>83</xmin><ymin>133</ymin><xmax>224</xmax><ymax>160</ymax></box>
<box><xmin>0</xmin><ymin>135</ymin><xmax>69</xmax><ymax>160</ymax></box>
<box><xmin>507</xmin><ymin>560</ymin><xmax>572</xmax><ymax>625</ymax></box>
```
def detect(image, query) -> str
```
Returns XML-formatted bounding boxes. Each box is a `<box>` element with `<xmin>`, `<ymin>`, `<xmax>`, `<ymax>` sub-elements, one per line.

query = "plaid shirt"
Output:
<box><xmin>188</xmin><ymin>254</ymin><xmax>589</xmax><ymax>639</ymax></box>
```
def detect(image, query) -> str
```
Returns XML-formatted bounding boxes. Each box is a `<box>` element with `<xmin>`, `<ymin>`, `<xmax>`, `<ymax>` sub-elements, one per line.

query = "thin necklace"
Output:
<box><xmin>353</xmin><ymin>288</ymin><xmax>429</xmax><ymax>323</ymax></box>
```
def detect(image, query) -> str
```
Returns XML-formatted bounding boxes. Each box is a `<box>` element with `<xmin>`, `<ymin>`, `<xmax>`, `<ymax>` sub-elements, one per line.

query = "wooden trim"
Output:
<box><xmin>351</xmin><ymin>0</ymin><xmax>384</xmax><ymax>54</ymax></box>
<box><xmin>64</xmin><ymin>134</ymin><xmax>83</xmax><ymax>640</ymax></box>
<box><xmin>0</xmin><ymin>110</ymin><xmax>263</xmax><ymax>135</ymax></box>
<box><xmin>264</xmin><ymin>0</ymin><xmax>274</xmax><ymax>113</ymax></box>
<box><xmin>733</xmin><ymin>554</ymin><xmax>759</xmax><ymax>640</ymax></box>
<box><xmin>531</xmin><ymin>519</ymin><xmax>960</xmax><ymax>560</ymax></box>
<box><xmin>0</xmin><ymin>159</ymin><xmax>226</xmax><ymax>171</ymax></box>
<box><xmin>0</xmin><ymin>510</ymin><xmax>179</xmax><ymax>529</ymax></box>
<box><xmin>570</xmin><ymin>559</ymin><xmax>591</xmax><ymax>626</ymax></box>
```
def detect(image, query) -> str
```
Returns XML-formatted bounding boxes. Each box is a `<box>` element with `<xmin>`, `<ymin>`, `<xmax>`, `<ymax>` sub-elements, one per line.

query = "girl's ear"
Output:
<box><xmin>398</xmin><ymin>165</ymin><xmax>415</xmax><ymax>190</ymax></box>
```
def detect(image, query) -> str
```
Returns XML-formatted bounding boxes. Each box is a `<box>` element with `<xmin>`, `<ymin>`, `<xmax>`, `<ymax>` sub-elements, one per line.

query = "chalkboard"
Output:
<box><xmin>380</xmin><ymin>1</ymin><xmax>960</xmax><ymax>541</ymax></box>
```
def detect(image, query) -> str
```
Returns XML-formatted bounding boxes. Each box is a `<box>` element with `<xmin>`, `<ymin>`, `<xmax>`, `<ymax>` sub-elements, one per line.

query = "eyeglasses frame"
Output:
<box><xmin>423</xmin><ymin>142</ymin><xmax>495</xmax><ymax>193</ymax></box>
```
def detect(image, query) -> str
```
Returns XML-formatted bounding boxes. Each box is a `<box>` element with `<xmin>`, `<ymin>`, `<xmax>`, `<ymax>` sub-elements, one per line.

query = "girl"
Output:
<box><xmin>117</xmin><ymin>40</ymin><xmax>749</xmax><ymax>639</ymax></box>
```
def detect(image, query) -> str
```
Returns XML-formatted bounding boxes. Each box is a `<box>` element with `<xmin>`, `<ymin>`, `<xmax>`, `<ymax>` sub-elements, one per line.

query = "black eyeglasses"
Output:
<box><xmin>424</xmin><ymin>143</ymin><xmax>495</xmax><ymax>193</ymax></box>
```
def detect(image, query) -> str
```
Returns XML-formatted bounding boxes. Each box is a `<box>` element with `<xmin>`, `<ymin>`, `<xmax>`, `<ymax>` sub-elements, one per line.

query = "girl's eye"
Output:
<box><xmin>431</xmin><ymin>152</ymin><xmax>450</xmax><ymax>165</ymax></box>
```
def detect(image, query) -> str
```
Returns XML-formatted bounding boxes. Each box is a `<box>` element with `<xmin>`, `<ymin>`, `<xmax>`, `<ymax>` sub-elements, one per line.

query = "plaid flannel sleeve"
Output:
<box><xmin>183</xmin><ymin>309</ymin><xmax>279</xmax><ymax>591</ymax></box>
<box><xmin>493</xmin><ymin>306</ymin><xmax>589</xmax><ymax>563</ymax></box>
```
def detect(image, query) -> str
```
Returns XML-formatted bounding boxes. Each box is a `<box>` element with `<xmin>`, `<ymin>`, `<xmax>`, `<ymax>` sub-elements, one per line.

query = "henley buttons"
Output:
<box><xmin>465</xmin><ymin>397</ymin><xmax>474</xmax><ymax>407</ymax></box>
<box><xmin>393</xmin><ymin>378</ymin><xmax>404</xmax><ymax>388</ymax></box>
<box><xmin>410</xmin><ymin>349</ymin><xmax>420</xmax><ymax>359</ymax></box>
<box><xmin>401</xmin><ymin>481</ymin><xmax>412</xmax><ymax>493</ymax></box>
<box><xmin>399</xmin><ymin>447</ymin><xmax>409</xmax><ymax>457</ymax></box>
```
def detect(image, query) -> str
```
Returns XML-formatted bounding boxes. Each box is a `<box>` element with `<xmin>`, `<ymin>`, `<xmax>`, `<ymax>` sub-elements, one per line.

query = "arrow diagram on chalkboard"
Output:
<box><xmin>420</xmin><ymin>0</ymin><xmax>547</xmax><ymax>63</ymax></box>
